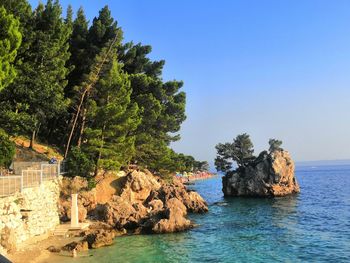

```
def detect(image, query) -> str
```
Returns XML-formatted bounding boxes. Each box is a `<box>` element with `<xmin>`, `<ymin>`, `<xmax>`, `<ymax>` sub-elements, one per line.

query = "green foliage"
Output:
<box><xmin>0</xmin><ymin>6</ymin><xmax>21</xmax><ymax>90</ymax></box>
<box><xmin>195</xmin><ymin>161</ymin><xmax>210</xmax><ymax>172</ymax></box>
<box><xmin>65</xmin><ymin>7</ymin><xmax>88</xmax><ymax>95</ymax></box>
<box><xmin>0</xmin><ymin>0</ymin><xmax>71</xmax><ymax>145</ymax></box>
<box><xmin>0</xmin><ymin>129</ymin><xmax>15</xmax><ymax>168</ymax></box>
<box><xmin>0</xmin><ymin>2</ymin><xmax>194</xmax><ymax>177</ymax></box>
<box><xmin>83</xmin><ymin>55</ymin><xmax>140</xmax><ymax>173</ymax></box>
<box><xmin>87</xmin><ymin>177</ymin><xmax>96</xmax><ymax>190</ymax></box>
<box><xmin>215</xmin><ymin>133</ymin><xmax>255</xmax><ymax>172</ymax></box>
<box><xmin>269</xmin><ymin>138</ymin><xmax>283</xmax><ymax>152</ymax></box>
<box><xmin>65</xmin><ymin>146</ymin><xmax>94</xmax><ymax>177</ymax></box>
<box><xmin>120</xmin><ymin>43</ymin><xmax>186</xmax><ymax>171</ymax></box>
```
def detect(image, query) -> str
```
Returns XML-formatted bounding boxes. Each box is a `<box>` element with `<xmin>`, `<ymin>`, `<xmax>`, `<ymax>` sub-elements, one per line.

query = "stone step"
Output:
<box><xmin>53</xmin><ymin>225</ymin><xmax>69</xmax><ymax>236</ymax></box>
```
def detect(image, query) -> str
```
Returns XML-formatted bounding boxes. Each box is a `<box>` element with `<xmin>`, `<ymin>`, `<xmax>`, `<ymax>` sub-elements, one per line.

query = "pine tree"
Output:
<box><xmin>87</xmin><ymin>5</ymin><xmax>122</xmax><ymax>60</ymax></box>
<box><xmin>120</xmin><ymin>43</ymin><xmax>186</xmax><ymax>171</ymax></box>
<box><xmin>66</xmin><ymin>7</ymin><xmax>89</xmax><ymax>93</ymax></box>
<box><xmin>65</xmin><ymin>4</ymin><xmax>73</xmax><ymax>27</ymax></box>
<box><xmin>215</xmin><ymin>133</ymin><xmax>255</xmax><ymax>172</ymax></box>
<box><xmin>44</xmin><ymin>6</ymin><xmax>89</xmax><ymax>147</ymax></box>
<box><xmin>0</xmin><ymin>0</ymin><xmax>71</xmax><ymax>148</ymax></box>
<box><xmin>0</xmin><ymin>6</ymin><xmax>21</xmax><ymax>90</ymax></box>
<box><xmin>83</xmin><ymin>57</ymin><xmax>140</xmax><ymax>174</ymax></box>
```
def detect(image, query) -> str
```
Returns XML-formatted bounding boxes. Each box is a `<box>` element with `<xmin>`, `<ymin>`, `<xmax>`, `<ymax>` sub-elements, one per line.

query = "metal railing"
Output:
<box><xmin>0</xmin><ymin>162</ymin><xmax>61</xmax><ymax>197</ymax></box>
<box><xmin>0</xmin><ymin>176</ymin><xmax>22</xmax><ymax>196</ymax></box>
<box><xmin>41</xmin><ymin>164</ymin><xmax>59</xmax><ymax>181</ymax></box>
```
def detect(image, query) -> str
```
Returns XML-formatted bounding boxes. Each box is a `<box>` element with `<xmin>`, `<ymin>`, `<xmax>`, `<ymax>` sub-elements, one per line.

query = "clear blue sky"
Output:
<box><xmin>30</xmin><ymin>0</ymin><xmax>350</xmax><ymax>163</ymax></box>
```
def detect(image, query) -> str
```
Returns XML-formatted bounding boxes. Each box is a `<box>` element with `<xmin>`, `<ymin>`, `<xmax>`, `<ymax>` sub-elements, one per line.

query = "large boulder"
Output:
<box><xmin>120</xmin><ymin>170</ymin><xmax>161</xmax><ymax>203</ymax></box>
<box><xmin>152</xmin><ymin>198</ymin><xmax>192</xmax><ymax>233</ymax></box>
<box><xmin>148</xmin><ymin>179</ymin><xmax>208</xmax><ymax>213</ymax></box>
<box><xmin>222</xmin><ymin>150</ymin><xmax>300</xmax><ymax>197</ymax></box>
<box><xmin>94</xmin><ymin>196</ymin><xmax>137</xmax><ymax>229</ymax></box>
<box><xmin>84</xmin><ymin>229</ymin><xmax>116</xmax><ymax>249</ymax></box>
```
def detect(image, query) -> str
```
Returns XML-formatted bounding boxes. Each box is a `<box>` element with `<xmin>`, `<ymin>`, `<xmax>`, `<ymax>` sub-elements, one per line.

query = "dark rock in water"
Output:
<box><xmin>84</xmin><ymin>229</ymin><xmax>116</xmax><ymax>249</ymax></box>
<box><xmin>222</xmin><ymin>150</ymin><xmax>300</xmax><ymax>197</ymax></box>
<box><xmin>47</xmin><ymin>245</ymin><xmax>61</xmax><ymax>253</ymax></box>
<box><xmin>62</xmin><ymin>241</ymin><xmax>88</xmax><ymax>252</ymax></box>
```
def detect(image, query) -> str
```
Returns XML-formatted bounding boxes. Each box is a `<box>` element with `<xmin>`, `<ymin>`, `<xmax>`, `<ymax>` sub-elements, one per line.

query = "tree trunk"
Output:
<box><xmin>94</xmin><ymin>151</ymin><xmax>101</xmax><ymax>177</ymax></box>
<box><xmin>30</xmin><ymin>130</ymin><xmax>36</xmax><ymax>149</ymax></box>
<box><xmin>77</xmin><ymin>107</ymin><xmax>87</xmax><ymax>148</ymax></box>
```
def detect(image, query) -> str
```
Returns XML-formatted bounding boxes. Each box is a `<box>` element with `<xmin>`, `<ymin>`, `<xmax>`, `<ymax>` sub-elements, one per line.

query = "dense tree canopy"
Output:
<box><xmin>0</xmin><ymin>1</ymin><xmax>207</xmax><ymax>178</ymax></box>
<box><xmin>0</xmin><ymin>0</ymin><xmax>71</xmax><ymax>149</ymax></box>
<box><xmin>0</xmin><ymin>6</ymin><xmax>21</xmax><ymax>90</ymax></box>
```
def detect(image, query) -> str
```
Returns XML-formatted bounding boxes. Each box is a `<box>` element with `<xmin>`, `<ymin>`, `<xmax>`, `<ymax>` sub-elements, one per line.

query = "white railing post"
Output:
<box><xmin>20</xmin><ymin>172</ymin><xmax>23</xmax><ymax>192</ymax></box>
<box><xmin>40</xmin><ymin>169</ymin><xmax>43</xmax><ymax>184</ymax></box>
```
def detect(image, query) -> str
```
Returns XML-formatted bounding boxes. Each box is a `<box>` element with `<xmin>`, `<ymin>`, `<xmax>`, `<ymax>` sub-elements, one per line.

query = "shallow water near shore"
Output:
<box><xmin>52</xmin><ymin>164</ymin><xmax>350</xmax><ymax>263</ymax></box>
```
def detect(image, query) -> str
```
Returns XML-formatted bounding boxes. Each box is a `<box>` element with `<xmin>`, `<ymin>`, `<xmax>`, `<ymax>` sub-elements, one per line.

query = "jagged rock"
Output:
<box><xmin>152</xmin><ymin>198</ymin><xmax>192</xmax><ymax>233</ymax></box>
<box><xmin>120</xmin><ymin>170</ymin><xmax>161</xmax><ymax>203</ymax></box>
<box><xmin>60</xmin><ymin>168</ymin><xmax>208</xmax><ymax>236</ymax></box>
<box><xmin>79</xmin><ymin>190</ymin><xmax>97</xmax><ymax>211</ymax></box>
<box><xmin>222</xmin><ymin>150</ymin><xmax>300</xmax><ymax>197</ymax></box>
<box><xmin>184</xmin><ymin>191</ymin><xmax>209</xmax><ymax>213</ymax></box>
<box><xmin>148</xmin><ymin>179</ymin><xmax>208</xmax><ymax>213</ymax></box>
<box><xmin>147</xmin><ymin>199</ymin><xmax>164</xmax><ymax>212</ymax></box>
<box><xmin>84</xmin><ymin>229</ymin><xmax>116</xmax><ymax>249</ymax></box>
<box><xmin>94</xmin><ymin>196</ymin><xmax>136</xmax><ymax>229</ymax></box>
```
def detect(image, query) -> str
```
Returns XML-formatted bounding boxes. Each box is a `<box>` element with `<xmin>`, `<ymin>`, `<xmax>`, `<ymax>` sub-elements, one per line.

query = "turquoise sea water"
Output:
<box><xmin>56</xmin><ymin>164</ymin><xmax>350</xmax><ymax>263</ymax></box>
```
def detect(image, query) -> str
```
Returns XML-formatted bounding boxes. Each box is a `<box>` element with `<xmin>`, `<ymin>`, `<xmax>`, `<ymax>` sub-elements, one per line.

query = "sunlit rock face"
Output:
<box><xmin>222</xmin><ymin>150</ymin><xmax>300</xmax><ymax>197</ymax></box>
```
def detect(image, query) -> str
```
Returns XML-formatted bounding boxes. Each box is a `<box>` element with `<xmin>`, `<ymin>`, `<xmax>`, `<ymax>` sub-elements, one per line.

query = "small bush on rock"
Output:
<box><xmin>0</xmin><ymin>129</ymin><xmax>15</xmax><ymax>168</ymax></box>
<box><xmin>66</xmin><ymin>146</ymin><xmax>94</xmax><ymax>178</ymax></box>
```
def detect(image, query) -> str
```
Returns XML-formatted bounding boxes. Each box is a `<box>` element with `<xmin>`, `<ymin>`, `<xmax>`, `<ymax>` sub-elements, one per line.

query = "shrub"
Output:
<box><xmin>268</xmin><ymin>139</ymin><xmax>283</xmax><ymax>152</ymax></box>
<box><xmin>65</xmin><ymin>146</ymin><xmax>94</xmax><ymax>178</ymax></box>
<box><xmin>0</xmin><ymin>129</ymin><xmax>15</xmax><ymax>168</ymax></box>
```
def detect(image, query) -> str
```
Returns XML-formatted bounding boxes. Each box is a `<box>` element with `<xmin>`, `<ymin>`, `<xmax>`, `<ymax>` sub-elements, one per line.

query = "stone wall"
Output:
<box><xmin>0</xmin><ymin>179</ymin><xmax>60</xmax><ymax>252</ymax></box>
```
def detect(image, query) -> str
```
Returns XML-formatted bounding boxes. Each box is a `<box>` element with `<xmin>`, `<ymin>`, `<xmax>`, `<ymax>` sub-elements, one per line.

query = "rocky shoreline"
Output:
<box><xmin>52</xmin><ymin>168</ymin><xmax>208</xmax><ymax>254</ymax></box>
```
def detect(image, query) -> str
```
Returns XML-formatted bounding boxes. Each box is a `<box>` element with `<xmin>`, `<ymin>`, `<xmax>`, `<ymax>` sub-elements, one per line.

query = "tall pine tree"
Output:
<box><xmin>120</xmin><ymin>42</ymin><xmax>186</xmax><ymax>171</ymax></box>
<box><xmin>83</xmin><ymin>56</ymin><xmax>140</xmax><ymax>174</ymax></box>
<box><xmin>64</xmin><ymin>5</ymin><xmax>123</xmax><ymax>152</ymax></box>
<box><xmin>0</xmin><ymin>0</ymin><xmax>71</xmax><ymax>148</ymax></box>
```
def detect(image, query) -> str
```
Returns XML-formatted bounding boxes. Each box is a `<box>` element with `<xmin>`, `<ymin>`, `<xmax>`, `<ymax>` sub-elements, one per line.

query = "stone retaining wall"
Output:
<box><xmin>0</xmin><ymin>179</ymin><xmax>60</xmax><ymax>252</ymax></box>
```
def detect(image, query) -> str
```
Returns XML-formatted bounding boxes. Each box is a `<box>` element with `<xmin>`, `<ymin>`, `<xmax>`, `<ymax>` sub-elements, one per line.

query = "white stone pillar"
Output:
<box><xmin>71</xmin><ymin>193</ymin><xmax>79</xmax><ymax>228</ymax></box>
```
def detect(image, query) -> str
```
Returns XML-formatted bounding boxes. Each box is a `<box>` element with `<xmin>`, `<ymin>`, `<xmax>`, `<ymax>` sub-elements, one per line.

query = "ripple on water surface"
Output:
<box><xmin>54</xmin><ymin>165</ymin><xmax>350</xmax><ymax>263</ymax></box>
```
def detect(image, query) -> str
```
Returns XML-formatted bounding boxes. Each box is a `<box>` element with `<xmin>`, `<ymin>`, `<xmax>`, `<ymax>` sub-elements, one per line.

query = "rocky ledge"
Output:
<box><xmin>222</xmin><ymin>150</ymin><xmax>300</xmax><ymax>197</ymax></box>
<box><xmin>57</xmin><ymin>168</ymin><xmax>208</xmax><ymax>251</ymax></box>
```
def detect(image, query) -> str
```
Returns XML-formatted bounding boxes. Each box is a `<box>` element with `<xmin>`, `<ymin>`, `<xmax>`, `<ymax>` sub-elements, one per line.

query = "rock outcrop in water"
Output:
<box><xmin>222</xmin><ymin>150</ymin><xmax>300</xmax><ymax>197</ymax></box>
